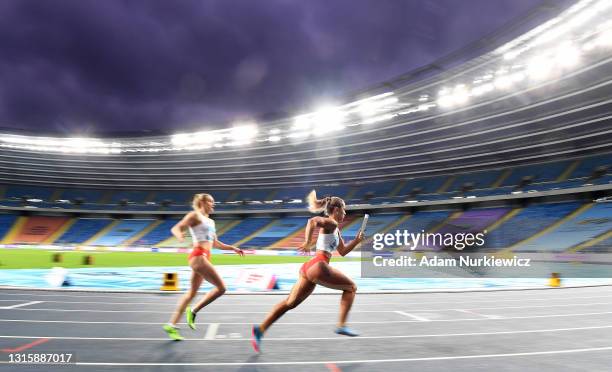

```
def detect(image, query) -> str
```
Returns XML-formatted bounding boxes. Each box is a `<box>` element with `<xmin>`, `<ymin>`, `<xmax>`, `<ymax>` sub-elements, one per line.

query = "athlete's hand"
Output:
<box><xmin>234</xmin><ymin>247</ymin><xmax>245</xmax><ymax>257</ymax></box>
<box><xmin>298</xmin><ymin>242</ymin><xmax>311</xmax><ymax>254</ymax></box>
<box><xmin>355</xmin><ymin>231</ymin><xmax>365</xmax><ymax>244</ymax></box>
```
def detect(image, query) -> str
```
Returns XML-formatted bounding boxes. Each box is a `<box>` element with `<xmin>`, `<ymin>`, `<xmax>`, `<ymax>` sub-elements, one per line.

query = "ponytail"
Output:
<box><xmin>307</xmin><ymin>190</ymin><xmax>343</xmax><ymax>216</ymax></box>
<box><xmin>307</xmin><ymin>190</ymin><xmax>329</xmax><ymax>214</ymax></box>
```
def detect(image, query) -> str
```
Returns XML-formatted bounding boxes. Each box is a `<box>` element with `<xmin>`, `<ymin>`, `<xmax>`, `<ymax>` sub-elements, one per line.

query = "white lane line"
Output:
<box><xmin>0</xmin><ymin>324</ymin><xmax>611</xmax><ymax>341</ymax></box>
<box><xmin>61</xmin><ymin>346</ymin><xmax>612</xmax><ymax>366</ymax></box>
<box><xmin>0</xmin><ymin>308</ymin><xmax>396</xmax><ymax>314</ymax></box>
<box><xmin>454</xmin><ymin>309</ymin><xmax>503</xmax><ymax>319</ymax></box>
<box><xmin>395</xmin><ymin>311</ymin><xmax>429</xmax><ymax>321</ymax></box>
<box><xmin>0</xmin><ymin>301</ymin><xmax>43</xmax><ymax>310</ymax></box>
<box><xmin>0</xmin><ymin>310</ymin><xmax>612</xmax><ymax>325</ymax></box>
<box><xmin>4</xmin><ymin>301</ymin><xmax>612</xmax><ymax>314</ymax></box>
<box><xmin>0</xmin><ymin>346</ymin><xmax>612</xmax><ymax>367</ymax></box>
<box><xmin>1</xmin><ymin>287</ymin><xmax>611</xmax><ymax>301</ymax></box>
<box><xmin>1</xmin><ymin>294</ymin><xmax>610</xmax><ymax>306</ymax></box>
<box><xmin>204</xmin><ymin>323</ymin><xmax>219</xmax><ymax>340</ymax></box>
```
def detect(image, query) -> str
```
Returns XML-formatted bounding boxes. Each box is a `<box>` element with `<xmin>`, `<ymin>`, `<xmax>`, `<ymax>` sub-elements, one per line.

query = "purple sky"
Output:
<box><xmin>0</xmin><ymin>0</ymin><xmax>546</xmax><ymax>136</ymax></box>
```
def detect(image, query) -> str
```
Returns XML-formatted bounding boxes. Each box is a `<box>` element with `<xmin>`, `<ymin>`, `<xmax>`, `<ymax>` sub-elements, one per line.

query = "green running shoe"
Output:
<box><xmin>163</xmin><ymin>324</ymin><xmax>184</xmax><ymax>341</ymax></box>
<box><xmin>186</xmin><ymin>306</ymin><xmax>197</xmax><ymax>330</ymax></box>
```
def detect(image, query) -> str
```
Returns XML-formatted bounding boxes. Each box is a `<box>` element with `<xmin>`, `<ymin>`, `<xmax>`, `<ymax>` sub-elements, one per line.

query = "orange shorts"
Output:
<box><xmin>300</xmin><ymin>251</ymin><xmax>331</xmax><ymax>276</ymax></box>
<box><xmin>188</xmin><ymin>247</ymin><xmax>211</xmax><ymax>261</ymax></box>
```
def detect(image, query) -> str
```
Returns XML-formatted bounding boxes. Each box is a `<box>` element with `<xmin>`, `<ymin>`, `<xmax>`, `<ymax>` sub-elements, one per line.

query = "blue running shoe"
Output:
<box><xmin>251</xmin><ymin>325</ymin><xmax>263</xmax><ymax>353</ymax></box>
<box><xmin>335</xmin><ymin>326</ymin><xmax>359</xmax><ymax>337</ymax></box>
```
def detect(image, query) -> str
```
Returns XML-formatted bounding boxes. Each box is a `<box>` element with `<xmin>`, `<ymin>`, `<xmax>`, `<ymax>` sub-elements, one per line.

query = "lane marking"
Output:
<box><xmin>204</xmin><ymin>323</ymin><xmax>219</xmax><ymax>340</ymax></box>
<box><xmin>0</xmin><ymin>310</ymin><xmax>611</xmax><ymax>325</ymax></box>
<box><xmin>0</xmin><ymin>294</ymin><xmax>607</xmax><ymax>306</ymax></box>
<box><xmin>2</xmin><ymin>295</ymin><xmax>611</xmax><ymax>307</ymax></box>
<box><xmin>3</xmin><ymin>301</ymin><xmax>612</xmax><ymax>314</ymax></box>
<box><xmin>454</xmin><ymin>309</ymin><xmax>503</xmax><ymax>319</ymax></box>
<box><xmin>0</xmin><ymin>324</ymin><xmax>611</xmax><ymax>341</ymax></box>
<box><xmin>0</xmin><ymin>287</ymin><xmax>611</xmax><ymax>301</ymax></box>
<box><xmin>0</xmin><ymin>301</ymin><xmax>43</xmax><ymax>310</ymax></box>
<box><xmin>395</xmin><ymin>311</ymin><xmax>429</xmax><ymax>321</ymax></box>
<box><xmin>1</xmin><ymin>338</ymin><xmax>50</xmax><ymax>353</ymax></box>
<box><xmin>0</xmin><ymin>346</ymin><xmax>608</xmax><ymax>366</ymax></box>
<box><xmin>0</xmin><ymin>308</ymin><xmax>396</xmax><ymax>314</ymax></box>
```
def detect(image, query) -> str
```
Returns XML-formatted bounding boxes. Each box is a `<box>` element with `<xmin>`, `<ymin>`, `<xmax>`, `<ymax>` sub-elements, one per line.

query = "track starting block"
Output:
<box><xmin>549</xmin><ymin>272</ymin><xmax>561</xmax><ymax>287</ymax></box>
<box><xmin>161</xmin><ymin>272</ymin><xmax>179</xmax><ymax>291</ymax></box>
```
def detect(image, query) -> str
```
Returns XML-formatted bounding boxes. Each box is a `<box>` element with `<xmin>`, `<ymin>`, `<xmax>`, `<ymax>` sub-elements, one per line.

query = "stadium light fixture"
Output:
<box><xmin>230</xmin><ymin>123</ymin><xmax>258</xmax><ymax>142</ymax></box>
<box><xmin>597</xmin><ymin>29</ymin><xmax>612</xmax><ymax>47</ymax></box>
<box><xmin>526</xmin><ymin>56</ymin><xmax>553</xmax><ymax>80</ymax></box>
<box><xmin>286</xmin><ymin>131</ymin><xmax>310</xmax><ymax>139</ymax></box>
<box><xmin>437</xmin><ymin>94</ymin><xmax>454</xmax><ymax>108</ymax></box>
<box><xmin>312</xmin><ymin>107</ymin><xmax>345</xmax><ymax>135</ymax></box>
<box><xmin>555</xmin><ymin>43</ymin><xmax>581</xmax><ymax>68</ymax></box>
<box><xmin>452</xmin><ymin>84</ymin><xmax>469</xmax><ymax>104</ymax></box>
<box><xmin>292</xmin><ymin>115</ymin><xmax>311</xmax><ymax>130</ymax></box>
<box><xmin>494</xmin><ymin>75</ymin><xmax>513</xmax><ymax>90</ymax></box>
<box><xmin>362</xmin><ymin>113</ymin><xmax>394</xmax><ymax>125</ymax></box>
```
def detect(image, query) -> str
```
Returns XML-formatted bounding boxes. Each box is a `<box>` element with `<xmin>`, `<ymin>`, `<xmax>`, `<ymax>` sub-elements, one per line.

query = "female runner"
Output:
<box><xmin>251</xmin><ymin>190</ymin><xmax>364</xmax><ymax>351</ymax></box>
<box><xmin>163</xmin><ymin>193</ymin><xmax>244</xmax><ymax>340</ymax></box>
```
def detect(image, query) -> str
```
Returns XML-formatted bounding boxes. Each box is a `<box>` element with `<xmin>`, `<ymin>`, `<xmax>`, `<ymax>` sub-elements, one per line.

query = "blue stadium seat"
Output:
<box><xmin>55</xmin><ymin>218</ymin><xmax>113</xmax><ymax>245</ymax></box>
<box><xmin>218</xmin><ymin>217</ymin><xmax>274</xmax><ymax>245</ymax></box>
<box><xmin>0</xmin><ymin>214</ymin><xmax>18</xmax><ymax>240</ymax></box>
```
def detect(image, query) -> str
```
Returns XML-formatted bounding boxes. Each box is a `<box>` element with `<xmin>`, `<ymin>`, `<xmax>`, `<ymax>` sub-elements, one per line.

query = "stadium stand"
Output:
<box><xmin>513</xmin><ymin>202</ymin><xmax>612</xmax><ymax>252</ymax></box>
<box><xmin>0</xmin><ymin>214</ymin><xmax>18</xmax><ymax>241</ymax></box>
<box><xmin>242</xmin><ymin>217</ymin><xmax>309</xmax><ymax>248</ymax></box>
<box><xmin>55</xmin><ymin>218</ymin><xmax>113</xmax><ymax>245</ymax></box>
<box><xmin>88</xmin><ymin>219</ymin><xmax>155</xmax><ymax>246</ymax></box>
<box><xmin>485</xmin><ymin>202</ymin><xmax>583</xmax><ymax>249</ymax></box>
<box><xmin>218</xmin><ymin>217</ymin><xmax>275</xmax><ymax>245</ymax></box>
<box><xmin>7</xmin><ymin>216</ymin><xmax>70</xmax><ymax>244</ymax></box>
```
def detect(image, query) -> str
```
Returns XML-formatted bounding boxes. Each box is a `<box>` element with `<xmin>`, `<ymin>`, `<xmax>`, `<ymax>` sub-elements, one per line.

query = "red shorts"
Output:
<box><xmin>188</xmin><ymin>247</ymin><xmax>211</xmax><ymax>261</ymax></box>
<box><xmin>300</xmin><ymin>251</ymin><xmax>331</xmax><ymax>276</ymax></box>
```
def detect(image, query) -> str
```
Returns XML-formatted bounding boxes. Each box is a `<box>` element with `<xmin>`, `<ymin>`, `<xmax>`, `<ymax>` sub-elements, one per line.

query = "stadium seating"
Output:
<box><xmin>8</xmin><ymin>216</ymin><xmax>70</xmax><ymax>244</ymax></box>
<box><xmin>571</xmin><ymin>156</ymin><xmax>611</xmax><ymax>179</ymax></box>
<box><xmin>0</xmin><ymin>153</ymin><xmax>609</xmax><ymax>212</ymax></box>
<box><xmin>351</xmin><ymin>181</ymin><xmax>398</xmax><ymax>200</ymax></box>
<box><xmin>513</xmin><ymin>202</ymin><xmax>612</xmax><ymax>252</ymax></box>
<box><xmin>218</xmin><ymin>217</ymin><xmax>275</xmax><ymax>245</ymax></box>
<box><xmin>0</xmin><ymin>214</ymin><xmax>18</xmax><ymax>241</ymax></box>
<box><xmin>60</xmin><ymin>188</ymin><xmax>105</xmax><ymax>203</ymax></box>
<box><xmin>484</xmin><ymin>202</ymin><xmax>582</xmax><ymax>249</ymax></box>
<box><xmin>132</xmin><ymin>219</ymin><xmax>179</xmax><ymax>246</ymax></box>
<box><xmin>243</xmin><ymin>217</ymin><xmax>309</xmax><ymax>248</ymax></box>
<box><xmin>89</xmin><ymin>219</ymin><xmax>155</xmax><ymax>246</ymax></box>
<box><xmin>501</xmin><ymin>161</ymin><xmax>571</xmax><ymax>187</ymax></box>
<box><xmin>55</xmin><ymin>218</ymin><xmax>113</xmax><ymax>244</ymax></box>
<box><xmin>5</xmin><ymin>185</ymin><xmax>54</xmax><ymax>200</ymax></box>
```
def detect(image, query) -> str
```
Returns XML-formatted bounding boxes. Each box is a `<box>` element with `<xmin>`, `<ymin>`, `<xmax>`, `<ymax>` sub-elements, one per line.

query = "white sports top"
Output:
<box><xmin>316</xmin><ymin>228</ymin><xmax>340</xmax><ymax>253</ymax></box>
<box><xmin>188</xmin><ymin>213</ymin><xmax>216</xmax><ymax>243</ymax></box>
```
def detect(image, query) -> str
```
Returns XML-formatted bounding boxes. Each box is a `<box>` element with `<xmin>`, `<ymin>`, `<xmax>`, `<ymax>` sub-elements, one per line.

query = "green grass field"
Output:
<box><xmin>0</xmin><ymin>249</ymin><xmax>357</xmax><ymax>269</ymax></box>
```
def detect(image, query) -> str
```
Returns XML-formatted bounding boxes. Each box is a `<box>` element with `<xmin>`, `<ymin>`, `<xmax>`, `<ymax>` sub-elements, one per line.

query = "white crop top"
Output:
<box><xmin>188</xmin><ymin>213</ymin><xmax>216</xmax><ymax>243</ymax></box>
<box><xmin>316</xmin><ymin>228</ymin><xmax>340</xmax><ymax>253</ymax></box>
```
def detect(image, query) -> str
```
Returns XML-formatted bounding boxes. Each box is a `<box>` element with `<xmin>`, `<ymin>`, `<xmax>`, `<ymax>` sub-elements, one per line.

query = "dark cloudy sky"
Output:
<box><xmin>0</xmin><ymin>0</ymin><xmax>549</xmax><ymax>136</ymax></box>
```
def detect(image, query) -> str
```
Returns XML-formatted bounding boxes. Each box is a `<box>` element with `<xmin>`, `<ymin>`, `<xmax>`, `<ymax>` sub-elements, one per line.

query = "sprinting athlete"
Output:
<box><xmin>251</xmin><ymin>190</ymin><xmax>364</xmax><ymax>351</ymax></box>
<box><xmin>163</xmin><ymin>193</ymin><xmax>244</xmax><ymax>340</ymax></box>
